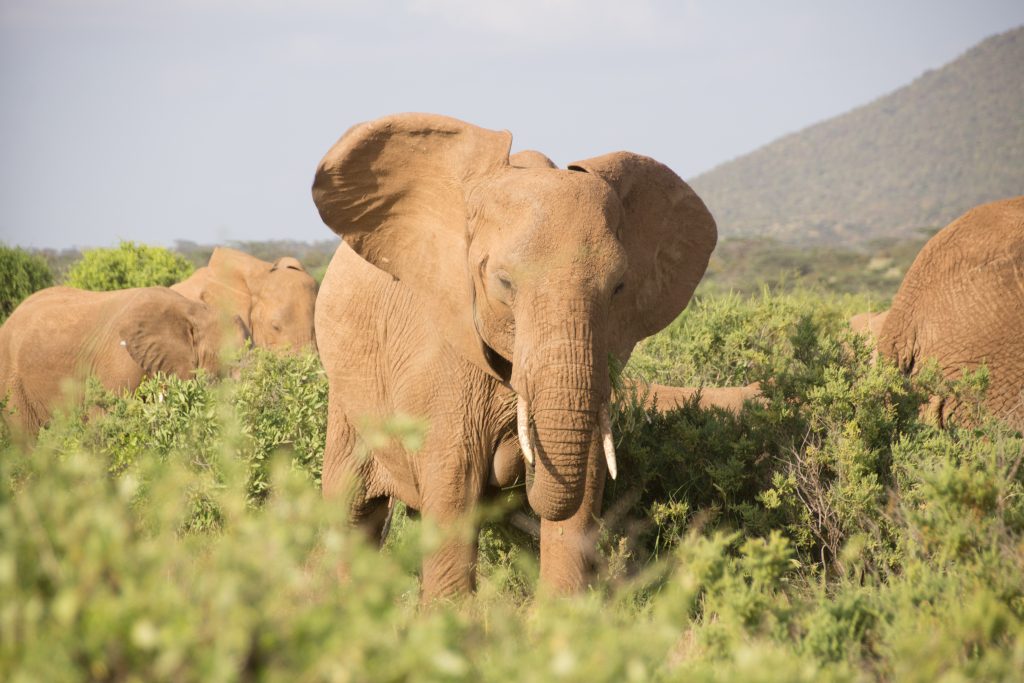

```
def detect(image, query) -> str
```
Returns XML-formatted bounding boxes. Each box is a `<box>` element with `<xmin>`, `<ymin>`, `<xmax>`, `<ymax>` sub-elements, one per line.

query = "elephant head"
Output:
<box><xmin>118</xmin><ymin>290</ymin><xmax>250</xmax><ymax>379</ymax></box>
<box><xmin>177</xmin><ymin>248</ymin><xmax>317</xmax><ymax>353</ymax></box>
<box><xmin>313</xmin><ymin>113</ymin><xmax>716</xmax><ymax>521</ymax></box>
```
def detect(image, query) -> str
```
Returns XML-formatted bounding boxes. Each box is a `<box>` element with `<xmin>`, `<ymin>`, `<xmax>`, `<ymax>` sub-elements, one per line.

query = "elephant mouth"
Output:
<box><xmin>482</xmin><ymin>340</ymin><xmax>513</xmax><ymax>384</ymax></box>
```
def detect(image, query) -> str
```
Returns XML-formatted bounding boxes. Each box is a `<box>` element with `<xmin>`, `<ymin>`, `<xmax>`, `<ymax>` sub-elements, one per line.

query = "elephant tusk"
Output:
<box><xmin>517</xmin><ymin>395</ymin><xmax>535</xmax><ymax>466</ymax></box>
<box><xmin>599</xmin><ymin>403</ymin><xmax>617</xmax><ymax>480</ymax></box>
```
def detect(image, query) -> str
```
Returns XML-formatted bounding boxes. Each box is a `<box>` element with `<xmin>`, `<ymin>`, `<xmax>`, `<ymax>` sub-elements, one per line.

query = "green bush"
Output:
<box><xmin>64</xmin><ymin>241</ymin><xmax>193</xmax><ymax>291</ymax></box>
<box><xmin>0</xmin><ymin>245</ymin><xmax>53</xmax><ymax>321</ymax></box>
<box><xmin>37</xmin><ymin>348</ymin><xmax>327</xmax><ymax>510</ymax></box>
<box><xmin>5</xmin><ymin>287</ymin><xmax>1024</xmax><ymax>681</ymax></box>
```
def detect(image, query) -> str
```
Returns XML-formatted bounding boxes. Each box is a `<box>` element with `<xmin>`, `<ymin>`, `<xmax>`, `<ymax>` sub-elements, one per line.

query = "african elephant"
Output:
<box><xmin>639</xmin><ymin>381</ymin><xmax>764</xmax><ymax>414</ymax></box>
<box><xmin>849</xmin><ymin>309</ymin><xmax>889</xmax><ymax>362</ymax></box>
<box><xmin>172</xmin><ymin>247</ymin><xmax>317</xmax><ymax>352</ymax></box>
<box><xmin>878</xmin><ymin>196</ymin><xmax>1024</xmax><ymax>428</ymax></box>
<box><xmin>849</xmin><ymin>310</ymin><xmax>888</xmax><ymax>342</ymax></box>
<box><xmin>0</xmin><ymin>286</ymin><xmax>246</xmax><ymax>437</ymax></box>
<box><xmin>312</xmin><ymin>113</ymin><xmax>717</xmax><ymax>599</ymax></box>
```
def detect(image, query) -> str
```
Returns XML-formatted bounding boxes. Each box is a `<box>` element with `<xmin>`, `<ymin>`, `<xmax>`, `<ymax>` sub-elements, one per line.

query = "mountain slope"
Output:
<box><xmin>690</xmin><ymin>27</ymin><xmax>1024</xmax><ymax>244</ymax></box>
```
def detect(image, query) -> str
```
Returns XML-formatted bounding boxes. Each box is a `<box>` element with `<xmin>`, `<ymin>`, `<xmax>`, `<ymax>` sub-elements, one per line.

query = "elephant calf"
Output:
<box><xmin>878</xmin><ymin>196</ymin><xmax>1024</xmax><ymax>429</ymax></box>
<box><xmin>0</xmin><ymin>286</ymin><xmax>247</xmax><ymax>437</ymax></box>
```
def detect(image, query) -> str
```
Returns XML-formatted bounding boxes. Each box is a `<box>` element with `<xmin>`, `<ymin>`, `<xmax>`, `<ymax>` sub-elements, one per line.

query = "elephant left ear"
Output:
<box><xmin>568</xmin><ymin>152</ymin><xmax>717</xmax><ymax>357</ymax></box>
<box><xmin>118</xmin><ymin>295</ymin><xmax>199</xmax><ymax>378</ymax></box>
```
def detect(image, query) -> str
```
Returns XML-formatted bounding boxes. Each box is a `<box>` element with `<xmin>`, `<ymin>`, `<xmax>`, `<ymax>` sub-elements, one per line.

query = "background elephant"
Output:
<box><xmin>312</xmin><ymin>113</ymin><xmax>716</xmax><ymax>599</ymax></box>
<box><xmin>638</xmin><ymin>381</ymin><xmax>764</xmax><ymax>414</ymax></box>
<box><xmin>0</xmin><ymin>286</ymin><xmax>245</xmax><ymax>437</ymax></box>
<box><xmin>172</xmin><ymin>247</ymin><xmax>317</xmax><ymax>353</ymax></box>
<box><xmin>849</xmin><ymin>309</ymin><xmax>888</xmax><ymax>362</ymax></box>
<box><xmin>878</xmin><ymin>196</ymin><xmax>1024</xmax><ymax>428</ymax></box>
<box><xmin>849</xmin><ymin>310</ymin><xmax>888</xmax><ymax>341</ymax></box>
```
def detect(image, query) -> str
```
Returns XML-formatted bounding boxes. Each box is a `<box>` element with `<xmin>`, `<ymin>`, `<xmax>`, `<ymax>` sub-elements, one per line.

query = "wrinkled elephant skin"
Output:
<box><xmin>878</xmin><ymin>196</ymin><xmax>1024</xmax><ymax>428</ymax></box>
<box><xmin>0</xmin><ymin>286</ymin><xmax>245</xmax><ymax>437</ymax></box>
<box><xmin>311</xmin><ymin>113</ymin><xmax>717</xmax><ymax>600</ymax></box>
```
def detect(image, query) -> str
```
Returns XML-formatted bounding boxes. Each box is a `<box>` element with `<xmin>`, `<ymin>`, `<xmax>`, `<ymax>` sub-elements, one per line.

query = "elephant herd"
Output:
<box><xmin>2</xmin><ymin>112</ymin><xmax>1022</xmax><ymax>601</ymax></box>
<box><xmin>0</xmin><ymin>247</ymin><xmax>318</xmax><ymax>435</ymax></box>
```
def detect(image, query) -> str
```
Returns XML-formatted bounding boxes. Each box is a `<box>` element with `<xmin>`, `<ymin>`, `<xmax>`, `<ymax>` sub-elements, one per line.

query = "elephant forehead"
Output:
<box><xmin>257</xmin><ymin>268</ymin><xmax>317</xmax><ymax>297</ymax></box>
<box><xmin>469</xmin><ymin>169</ymin><xmax>623</xmax><ymax>248</ymax></box>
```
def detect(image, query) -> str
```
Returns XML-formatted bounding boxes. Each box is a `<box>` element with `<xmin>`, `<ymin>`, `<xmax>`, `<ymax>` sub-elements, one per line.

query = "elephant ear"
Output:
<box><xmin>568</xmin><ymin>152</ymin><xmax>717</xmax><ymax>358</ymax></box>
<box><xmin>118</xmin><ymin>294</ymin><xmax>200</xmax><ymax>378</ymax></box>
<box><xmin>312</xmin><ymin>113</ymin><xmax>513</xmax><ymax>375</ymax></box>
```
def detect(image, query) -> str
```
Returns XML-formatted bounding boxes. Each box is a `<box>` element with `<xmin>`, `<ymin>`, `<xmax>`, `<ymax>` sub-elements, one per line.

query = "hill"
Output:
<box><xmin>690</xmin><ymin>27</ymin><xmax>1024</xmax><ymax>244</ymax></box>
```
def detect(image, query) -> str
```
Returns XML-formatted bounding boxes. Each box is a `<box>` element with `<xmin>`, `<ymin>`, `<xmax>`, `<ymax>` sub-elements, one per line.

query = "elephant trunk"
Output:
<box><xmin>515</xmin><ymin>327</ymin><xmax>611</xmax><ymax>522</ymax></box>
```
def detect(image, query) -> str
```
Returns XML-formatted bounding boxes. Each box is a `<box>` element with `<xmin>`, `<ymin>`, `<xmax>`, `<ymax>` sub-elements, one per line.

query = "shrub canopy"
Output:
<box><xmin>64</xmin><ymin>240</ymin><xmax>193</xmax><ymax>291</ymax></box>
<box><xmin>4</xmin><ymin>290</ymin><xmax>1023</xmax><ymax>681</ymax></box>
<box><xmin>0</xmin><ymin>245</ymin><xmax>53</xmax><ymax>321</ymax></box>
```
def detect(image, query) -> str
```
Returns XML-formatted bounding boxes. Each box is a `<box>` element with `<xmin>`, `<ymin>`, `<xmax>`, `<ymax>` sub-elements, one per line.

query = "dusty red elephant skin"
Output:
<box><xmin>311</xmin><ymin>113</ymin><xmax>717</xmax><ymax>600</ymax></box>
<box><xmin>878</xmin><ymin>196</ymin><xmax>1024</xmax><ymax>429</ymax></box>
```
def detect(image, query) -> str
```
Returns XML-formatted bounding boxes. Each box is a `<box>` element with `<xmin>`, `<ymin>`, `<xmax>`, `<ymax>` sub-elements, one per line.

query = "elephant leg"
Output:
<box><xmin>322</xmin><ymin>401</ymin><xmax>389</xmax><ymax>545</ymax></box>
<box><xmin>539</xmin><ymin>437</ymin><xmax>607</xmax><ymax>594</ymax></box>
<box><xmin>5</xmin><ymin>383</ymin><xmax>45</xmax><ymax>442</ymax></box>
<box><xmin>418</xmin><ymin>456</ymin><xmax>488</xmax><ymax>602</ymax></box>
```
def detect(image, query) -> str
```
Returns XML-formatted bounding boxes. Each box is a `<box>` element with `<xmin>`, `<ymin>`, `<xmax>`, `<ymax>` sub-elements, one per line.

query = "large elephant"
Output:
<box><xmin>312</xmin><ymin>113</ymin><xmax>717</xmax><ymax>599</ymax></box>
<box><xmin>172</xmin><ymin>247</ymin><xmax>317</xmax><ymax>352</ymax></box>
<box><xmin>0</xmin><ymin>286</ymin><xmax>246</xmax><ymax>437</ymax></box>
<box><xmin>878</xmin><ymin>196</ymin><xmax>1024</xmax><ymax>428</ymax></box>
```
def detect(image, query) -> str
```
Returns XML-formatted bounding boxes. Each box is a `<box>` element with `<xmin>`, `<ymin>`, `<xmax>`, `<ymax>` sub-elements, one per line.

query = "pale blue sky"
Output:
<box><xmin>2</xmin><ymin>1</ymin><xmax>1022</xmax><ymax>248</ymax></box>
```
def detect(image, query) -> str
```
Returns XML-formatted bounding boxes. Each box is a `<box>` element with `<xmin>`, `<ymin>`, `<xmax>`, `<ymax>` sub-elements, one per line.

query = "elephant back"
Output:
<box><xmin>879</xmin><ymin>196</ymin><xmax>1024</xmax><ymax>427</ymax></box>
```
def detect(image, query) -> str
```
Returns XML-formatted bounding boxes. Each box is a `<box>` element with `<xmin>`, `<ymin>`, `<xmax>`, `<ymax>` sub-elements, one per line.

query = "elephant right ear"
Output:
<box><xmin>118</xmin><ymin>294</ymin><xmax>199</xmax><ymax>379</ymax></box>
<box><xmin>568</xmin><ymin>152</ymin><xmax>718</xmax><ymax>359</ymax></box>
<box><xmin>312</xmin><ymin>113</ymin><xmax>512</xmax><ymax>375</ymax></box>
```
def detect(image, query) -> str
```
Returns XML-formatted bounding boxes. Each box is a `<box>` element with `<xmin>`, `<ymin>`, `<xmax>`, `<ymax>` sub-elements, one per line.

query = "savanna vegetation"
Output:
<box><xmin>3</xmin><ymin>240</ymin><xmax>1022</xmax><ymax>679</ymax></box>
<box><xmin>64</xmin><ymin>241</ymin><xmax>195</xmax><ymax>292</ymax></box>
<box><xmin>0</xmin><ymin>245</ymin><xmax>53</xmax><ymax>321</ymax></box>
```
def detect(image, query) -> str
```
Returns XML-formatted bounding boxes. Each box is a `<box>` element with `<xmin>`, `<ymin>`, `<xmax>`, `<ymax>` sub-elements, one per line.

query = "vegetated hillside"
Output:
<box><xmin>690</xmin><ymin>26</ymin><xmax>1024</xmax><ymax>245</ymax></box>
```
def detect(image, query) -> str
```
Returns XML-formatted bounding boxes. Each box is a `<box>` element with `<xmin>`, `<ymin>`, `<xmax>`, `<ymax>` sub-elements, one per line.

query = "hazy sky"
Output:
<box><xmin>2</xmin><ymin>1</ymin><xmax>1022</xmax><ymax>249</ymax></box>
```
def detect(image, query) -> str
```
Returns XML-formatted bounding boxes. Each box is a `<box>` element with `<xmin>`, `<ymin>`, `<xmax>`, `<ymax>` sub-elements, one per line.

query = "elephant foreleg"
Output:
<box><xmin>322</xmin><ymin>401</ymin><xmax>390</xmax><ymax>546</ymax></box>
<box><xmin>539</xmin><ymin>437</ymin><xmax>607</xmax><ymax>594</ymax></box>
<box><xmin>418</xmin><ymin>456</ymin><xmax>488</xmax><ymax>602</ymax></box>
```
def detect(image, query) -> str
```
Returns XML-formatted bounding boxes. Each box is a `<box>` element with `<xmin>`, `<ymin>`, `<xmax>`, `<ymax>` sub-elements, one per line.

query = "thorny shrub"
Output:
<box><xmin>3</xmin><ymin>288</ymin><xmax>1023</xmax><ymax>681</ymax></box>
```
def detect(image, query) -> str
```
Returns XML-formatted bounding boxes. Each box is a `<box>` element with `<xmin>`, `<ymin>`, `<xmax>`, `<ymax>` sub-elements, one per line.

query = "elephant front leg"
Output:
<box><xmin>539</xmin><ymin>437</ymin><xmax>607</xmax><ymax>594</ymax></box>
<box><xmin>418</xmin><ymin>457</ymin><xmax>488</xmax><ymax>602</ymax></box>
<box><xmin>322</xmin><ymin>401</ymin><xmax>391</xmax><ymax>546</ymax></box>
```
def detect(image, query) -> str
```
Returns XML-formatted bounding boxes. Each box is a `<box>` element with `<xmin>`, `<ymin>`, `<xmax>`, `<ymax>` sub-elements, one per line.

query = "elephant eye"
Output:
<box><xmin>613</xmin><ymin>282</ymin><xmax>625</xmax><ymax>296</ymax></box>
<box><xmin>495</xmin><ymin>270</ymin><xmax>514</xmax><ymax>292</ymax></box>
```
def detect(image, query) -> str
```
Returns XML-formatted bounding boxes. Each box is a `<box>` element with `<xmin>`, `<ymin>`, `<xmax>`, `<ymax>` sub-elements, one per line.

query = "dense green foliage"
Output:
<box><xmin>64</xmin><ymin>241</ymin><xmax>194</xmax><ymax>291</ymax></box>
<box><xmin>4</xmin><ymin>289</ymin><xmax>1023</xmax><ymax>680</ymax></box>
<box><xmin>691</xmin><ymin>27</ymin><xmax>1024</xmax><ymax>245</ymax></box>
<box><xmin>0</xmin><ymin>245</ymin><xmax>53</xmax><ymax>321</ymax></box>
